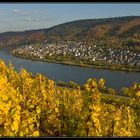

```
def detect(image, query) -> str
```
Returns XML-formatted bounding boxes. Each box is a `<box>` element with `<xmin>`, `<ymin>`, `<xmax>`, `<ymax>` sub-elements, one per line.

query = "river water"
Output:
<box><xmin>0</xmin><ymin>48</ymin><xmax>139</xmax><ymax>94</ymax></box>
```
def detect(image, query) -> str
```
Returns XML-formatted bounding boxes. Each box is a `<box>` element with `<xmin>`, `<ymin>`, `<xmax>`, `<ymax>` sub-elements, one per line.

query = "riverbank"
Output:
<box><xmin>10</xmin><ymin>52</ymin><xmax>140</xmax><ymax>72</ymax></box>
<box><xmin>0</xmin><ymin>48</ymin><xmax>139</xmax><ymax>93</ymax></box>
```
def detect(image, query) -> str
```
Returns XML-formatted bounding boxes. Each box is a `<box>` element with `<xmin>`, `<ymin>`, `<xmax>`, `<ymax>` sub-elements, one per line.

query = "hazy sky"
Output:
<box><xmin>0</xmin><ymin>3</ymin><xmax>139</xmax><ymax>33</ymax></box>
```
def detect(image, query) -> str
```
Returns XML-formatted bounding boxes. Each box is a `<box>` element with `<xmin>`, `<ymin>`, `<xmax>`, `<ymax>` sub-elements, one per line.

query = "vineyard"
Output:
<box><xmin>0</xmin><ymin>59</ymin><xmax>140</xmax><ymax>137</ymax></box>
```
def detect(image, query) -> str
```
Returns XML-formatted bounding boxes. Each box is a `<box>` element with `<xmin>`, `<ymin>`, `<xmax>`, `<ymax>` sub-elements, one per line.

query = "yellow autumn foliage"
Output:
<box><xmin>0</xmin><ymin>59</ymin><xmax>138</xmax><ymax>137</ymax></box>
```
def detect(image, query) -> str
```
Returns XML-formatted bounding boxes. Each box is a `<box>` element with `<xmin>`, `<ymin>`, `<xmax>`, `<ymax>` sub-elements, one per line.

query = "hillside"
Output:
<box><xmin>0</xmin><ymin>16</ymin><xmax>140</xmax><ymax>49</ymax></box>
<box><xmin>0</xmin><ymin>58</ymin><xmax>140</xmax><ymax>137</ymax></box>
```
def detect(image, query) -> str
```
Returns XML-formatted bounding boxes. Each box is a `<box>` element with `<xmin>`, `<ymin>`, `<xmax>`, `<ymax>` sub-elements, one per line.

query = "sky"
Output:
<box><xmin>0</xmin><ymin>3</ymin><xmax>139</xmax><ymax>33</ymax></box>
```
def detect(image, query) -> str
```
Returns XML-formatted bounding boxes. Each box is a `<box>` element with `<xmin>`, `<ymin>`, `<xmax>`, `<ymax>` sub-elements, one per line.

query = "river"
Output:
<box><xmin>0</xmin><ymin>47</ymin><xmax>139</xmax><ymax>94</ymax></box>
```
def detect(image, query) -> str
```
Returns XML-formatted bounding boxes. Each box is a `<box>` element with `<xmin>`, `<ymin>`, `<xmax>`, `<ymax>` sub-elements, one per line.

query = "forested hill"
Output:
<box><xmin>0</xmin><ymin>16</ymin><xmax>140</xmax><ymax>49</ymax></box>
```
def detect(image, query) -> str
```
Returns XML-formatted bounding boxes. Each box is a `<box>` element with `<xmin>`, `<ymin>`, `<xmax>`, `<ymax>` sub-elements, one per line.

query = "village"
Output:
<box><xmin>11</xmin><ymin>40</ymin><xmax>140</xmax><ymax>68</ymax></box>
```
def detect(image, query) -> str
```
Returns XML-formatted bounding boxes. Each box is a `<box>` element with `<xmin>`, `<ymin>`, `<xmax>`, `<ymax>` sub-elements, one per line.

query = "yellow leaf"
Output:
<box><xmin>17</xmin><ymin>105</ymin><xmax>21</xmax><ymax>111</ymax></box>
<box><xmin>136</xmin><ymin>91</ymin><xmax>140</xmax><ymax>97</ymax></box>
<box><xmin>32</xmin><ymin>131</ymin><xmax>39</xmax><ymax>136</ymax></box>
<box><xmin>55</xmin><ymin>108</ymin><xmax>59</xmax><ymax>113</ymax></box>
<box><xmin>20</xmin><ymin>132</ymin><xmax>24</xmax><ymax>136</ymax></box>
<box><xmin>30</xmin><ymin>105</ymin><xmax>34</xmax><ymax>109</ymax></box>
<box><xmin>36</xmin><ymin>107</ymin><xmax>41</xmax><ymax>114</ymax></box>
<box><xmin>11</xmin><ymin>120</ymin><xmax>19</xmax><ymax>132</ymax></box>
<box><xmin>29</xmin><ymin>124</ymin><xmax>34</xmax><ymax>130</ymax></box>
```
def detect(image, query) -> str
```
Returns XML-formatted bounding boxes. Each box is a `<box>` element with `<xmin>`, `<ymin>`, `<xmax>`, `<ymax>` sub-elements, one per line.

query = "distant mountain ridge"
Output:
<box><xmin>0</xmin><ymin>16</ymin><xmax>140</xmax><ymax>49</ymax></box>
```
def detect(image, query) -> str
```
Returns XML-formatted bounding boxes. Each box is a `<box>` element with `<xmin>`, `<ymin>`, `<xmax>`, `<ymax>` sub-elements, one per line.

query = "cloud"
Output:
<box><xmin>24</xmin><ymin>17</ymin><xmax>38</xmax><ymax>22</ymax></box>
<box><xmin>11</xmin><ymin>9</ymin><xmax>20</xmax><ymax>13</ymax></box>
<box><xmin>9</xmin><ymin>9</ymin><xmax>53</xmax><ymax>23</ymax></box>
<box><xmin>10</xmin><ymin>9</ymin><xmax>39</xmax><ymax>22</ymax></box>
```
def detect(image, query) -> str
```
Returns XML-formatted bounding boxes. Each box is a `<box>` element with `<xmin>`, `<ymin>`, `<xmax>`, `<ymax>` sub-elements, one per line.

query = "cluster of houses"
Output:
<box><xmin>11</xmin><ymin>40</ymin><xmax>140</xmax><ymax>68</ymax></box>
